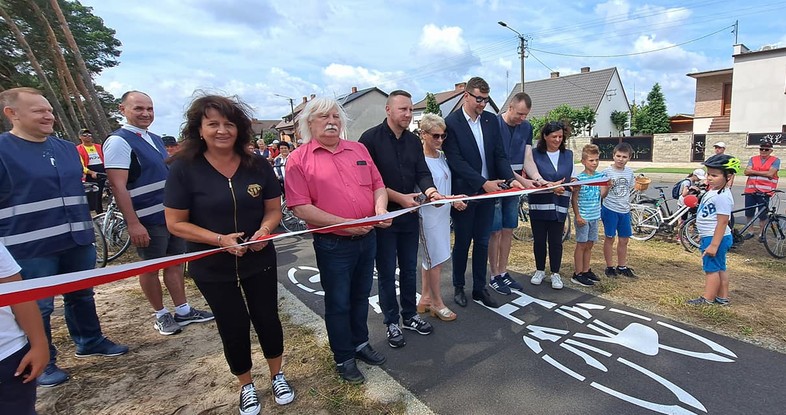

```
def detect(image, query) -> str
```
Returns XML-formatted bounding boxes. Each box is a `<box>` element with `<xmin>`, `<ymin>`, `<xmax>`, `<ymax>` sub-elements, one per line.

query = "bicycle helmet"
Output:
<box><xmin>703</xmin><ymin>154</ymin><xmax>741</xmax><ymax>174</ymax></box>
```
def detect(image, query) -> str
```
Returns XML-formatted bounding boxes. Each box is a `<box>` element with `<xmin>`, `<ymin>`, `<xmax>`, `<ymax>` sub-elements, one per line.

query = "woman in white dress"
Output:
<box><xmin>417</xmin><ymin>114</ymin><xmax>467</xmax><ymax>321</ymax></box>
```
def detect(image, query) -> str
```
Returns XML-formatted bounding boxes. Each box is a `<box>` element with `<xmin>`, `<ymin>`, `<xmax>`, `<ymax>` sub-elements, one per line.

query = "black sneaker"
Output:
<box><xmin>489</xmin><ymin>275</ymin><xmax>512</xmax><ymax>295</ymax></box>
<box><xmin>336</xmin><ymin>358</ymin><xmax>365</xmax><ymax>384</ymax></box>
<box><xmin>616</xmin><ymin>266</ymin><xmax>638</xmax><ymax>278</ymax></box>
<box><xmin>472</xmin><ymin>288</ymin><xmax>499</xmax><ymax>308</ymax></box>
<box><xmin>402</xmin><ymin>315</ymin><xmax>433</xmax><ymax>335</ymax></box>
<box><xmin>758</xmin><ymin>235</ymin><xmax>766</xmax><ymax>243</ymax></box>
<box><xmin>585</xmin><ymin>268</ymin><xmax>600</xmax><ymax>281</ymax></box>
<box><xmin>355</xmin><ymin>344</ymin><xmax>386</xmax><ymax>365</ymax></box>
<box><xmin>604</xmin><ymin>266</ymin><xmax>618</xmax><ymax>278</ymax></box>
<box><xmin>239</xmin><ymin>383</ymin><xmax>261</xmax><ymax>415</ymax></box>
<box><xmin>714</xmin><ymin>297</ymin><xmax>731</xmax><ymax>306</ymax></box>
<box><xmin>386</xmin><ymin>323</ymin><xmax>406</xmax><ymax>348</ymax></box>
<box><xmin>500</xmin><ymin>272</ymin><xmax>524</xmax><ymax>290</ymax></box>
<box><xmin>571</xmin><ymin>273</ymin><xmax>595</xmax><ymax>287</ymax></box>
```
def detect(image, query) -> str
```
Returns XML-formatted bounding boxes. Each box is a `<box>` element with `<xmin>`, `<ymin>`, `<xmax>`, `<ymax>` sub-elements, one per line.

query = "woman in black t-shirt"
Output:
<box><xmin>164</xmin><ymin>94</ymin><xmax>293</xmax><ymax>413</ymax></box>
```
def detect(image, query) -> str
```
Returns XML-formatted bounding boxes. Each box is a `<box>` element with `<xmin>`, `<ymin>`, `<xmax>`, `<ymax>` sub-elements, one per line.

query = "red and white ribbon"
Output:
<box><xmin>0</xmin><ymin>177</ymin><xmax>608</xmax><ymax>306</ymax></box>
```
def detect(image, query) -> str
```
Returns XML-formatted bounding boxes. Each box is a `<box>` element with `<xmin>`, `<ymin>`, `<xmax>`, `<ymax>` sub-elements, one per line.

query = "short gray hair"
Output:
<box><xmin>296</xmin><ymin>97</ymin><xmax>349</xmax><ymax>143</ymax></box>
<box><xmin>419</xmin><ymin>113</ymin><xmax>445</xmax><ymax>134</ymax></box>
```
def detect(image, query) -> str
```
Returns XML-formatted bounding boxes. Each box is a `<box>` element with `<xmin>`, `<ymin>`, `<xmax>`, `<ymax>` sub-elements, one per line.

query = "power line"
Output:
<box><xmin>529</xmin><ymin>24</ymin><xmax>734</xmax><ymax>58</ymax></box>
<box><xmin>527</xmin><ymin>50</ymin><xmax>604</xmax><ymax>97</ymax></box>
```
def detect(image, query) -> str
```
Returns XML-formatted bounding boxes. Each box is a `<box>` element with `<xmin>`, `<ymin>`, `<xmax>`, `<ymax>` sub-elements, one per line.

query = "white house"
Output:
<box><xmin>501</xmin><ymin>67</ymin><xmax>632</xmax><ymax>137</ymax></box>
<box><xmin>729</xmin><ymin>44</ymin><xmax>786</xmax><ymax>134</ymax></box>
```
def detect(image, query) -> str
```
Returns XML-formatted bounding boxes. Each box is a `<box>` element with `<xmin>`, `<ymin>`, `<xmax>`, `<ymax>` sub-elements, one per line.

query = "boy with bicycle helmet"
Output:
<box><xmin>688</xmin><ymin>154</ymin><xmax>741</xmax><ymax>306</ymax></box>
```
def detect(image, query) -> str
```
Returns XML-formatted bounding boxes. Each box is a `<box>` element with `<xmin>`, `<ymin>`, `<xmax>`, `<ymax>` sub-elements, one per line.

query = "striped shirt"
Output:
<box><xmin>576</xmin><ymin>171</ymin><xmax>605</xmax><ymax>220</ymax></box>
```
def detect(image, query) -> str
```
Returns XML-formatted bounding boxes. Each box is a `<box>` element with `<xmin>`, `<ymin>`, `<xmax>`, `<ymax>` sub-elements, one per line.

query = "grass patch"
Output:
<box><xmin>635</xmin><ymin>167</ymin><xmax>786</xmax><ymax>175</ymax></box>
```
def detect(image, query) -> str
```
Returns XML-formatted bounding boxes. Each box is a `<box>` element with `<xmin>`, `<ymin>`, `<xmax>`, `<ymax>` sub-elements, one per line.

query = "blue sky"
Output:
<box><xmin>82</xmin><ymin>0</ymin><xmax>786</xmax><ymax>136</ymax></box>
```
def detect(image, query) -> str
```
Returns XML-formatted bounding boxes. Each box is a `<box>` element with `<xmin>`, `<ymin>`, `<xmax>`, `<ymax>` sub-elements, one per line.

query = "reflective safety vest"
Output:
<box><xmin>111</xmin><ymin>128</ymin><xmax>169</xmax><ymax>226</ymax></box>
<box><xmin>0</xmin><ymin>132</ymin><xmax>94</xmax><ymax>259</ymax></box>
<box><xmin>529</xmin><ymin>149</ymin><xmax>574</xmax><ymax>222</ymax></box>
<box><xmin>745</xmin><ymin>156</ymin><xmax>779</xmax><ymax>195</ymax></box>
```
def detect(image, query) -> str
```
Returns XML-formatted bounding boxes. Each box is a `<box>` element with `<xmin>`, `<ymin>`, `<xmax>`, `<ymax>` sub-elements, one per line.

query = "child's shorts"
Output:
<box><xmin>700</xmin><ymin>234</ymin><xmax>733</xmax><ymax>273</ymax></box>
<box><xmin>575</xmin><ymin>218</ymin><xmax>599</xmax><ymax>243</ymax></box>
<box><xmin>601</xmin><ymin>206</ymin><xmax>632</xmax><ymax>238</ymax></box>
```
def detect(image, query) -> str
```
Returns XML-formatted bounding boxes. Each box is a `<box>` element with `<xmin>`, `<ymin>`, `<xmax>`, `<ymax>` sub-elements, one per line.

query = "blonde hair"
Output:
<box><xmin>581</xmin><ymin>143</ymin><xmax>600</xmax><ymax>160</ymax></box>
<box><xmin>419</xmin><ymin>113</ymin><xmax>445</xmax><ymax>134</ymax></box>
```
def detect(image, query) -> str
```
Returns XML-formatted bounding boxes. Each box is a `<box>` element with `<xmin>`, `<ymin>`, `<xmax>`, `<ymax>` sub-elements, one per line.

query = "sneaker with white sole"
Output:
<box><xmin>174</xmin><ymin>307</ymin><xmax>215</xmax><ymax>326</ymax></box>
<box><xmin>402</xmin><ymin>315</ymin><xmax>433</xmax><ymax>335</ymax></box>
<box><xmin>500</xmin><ymin>272</ymin><xmax>524</xmax><ymax>290</ymax></box>
<box><xmin>571</xmin><ymin>273</ymin><xmax>595</xmax><ymax>287</ymax></box>
<box><xmin>272</xmin><ymin>372</ymin><xmax>295</xmax><ymax>405</ymax></box>
<box><xmin>530</xmin><ymin>270</ymin><xmax>546</xmax><ymax>285</ymax></box>
<box><xmin>239</xmin><ymin>383</ymin><xmax>260</xmax><ymax>415</ymax></box>
<box><xmin>155</xmin><ymin>313</ymin><xmax>182</xmax><ymax>336</ymax></box>
<box><xmin>550</xmin><ymin>273</ymin><xmax>564</xmax><ymax>290</ymax></box>
<box><xmin>489</xmin><ymin>275</ymin><xmax>512</xmax><ymax>295</ymax></box>
<box><xmin>687</xmin><ymin>296</ymin><xmax>712</xmax><ymax>306</ymax></box>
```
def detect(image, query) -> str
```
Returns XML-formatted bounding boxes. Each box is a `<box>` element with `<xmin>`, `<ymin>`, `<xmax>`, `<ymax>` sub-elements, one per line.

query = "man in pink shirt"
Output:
<box><xmin>285</xmin><ymin>97</ymin><xmax>390</xmax><ymax>384</ymax></box>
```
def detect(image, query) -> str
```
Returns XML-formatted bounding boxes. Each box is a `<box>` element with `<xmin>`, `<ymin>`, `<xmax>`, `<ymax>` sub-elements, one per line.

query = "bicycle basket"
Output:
<box><xmin>634</xmin><ymin>176</ymin><xmax>651</xmax><ymax>191</ymax></box>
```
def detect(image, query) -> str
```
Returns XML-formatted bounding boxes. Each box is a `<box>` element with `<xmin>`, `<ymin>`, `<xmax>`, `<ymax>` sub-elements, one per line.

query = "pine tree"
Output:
<box><xmin>633</xmin><ymin>83</ymin><xmax>670</xmax><ymax>134</ymax></box>
<box><xmin>424</xmin><ymin>93</ymin><xmax>441</xmax><ymax>116</ymax></box>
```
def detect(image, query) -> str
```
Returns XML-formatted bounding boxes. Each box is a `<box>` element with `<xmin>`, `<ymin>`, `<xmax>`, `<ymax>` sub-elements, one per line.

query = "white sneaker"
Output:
<box><xmin>550</xmin><ymin>273</ymin><xmax>564</xmax><ymax>290</ymax></box>
<box><xmin>530</xmin><ymin>270</ymin><xmax>546</xmax><ymax>285</ymax></box>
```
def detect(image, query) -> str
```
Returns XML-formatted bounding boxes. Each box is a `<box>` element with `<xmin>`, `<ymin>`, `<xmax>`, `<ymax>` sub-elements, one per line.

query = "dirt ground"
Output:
<box><xmin>35</xmin><ymin>251</ymin><xmax>404</xmax><ymax>415</ymax></box>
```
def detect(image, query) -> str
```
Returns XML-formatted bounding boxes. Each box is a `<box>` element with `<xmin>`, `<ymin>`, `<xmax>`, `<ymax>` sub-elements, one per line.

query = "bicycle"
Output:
<box><xmin>629</xmin><ymin>188</ymin><xmax>701</xmax><ymax>242</ymax></box>
<box><xmin>512</xmin><ymin>194</ymin><xmax>571</xmax><ymax>242</ymax></box>
<box><xmin>681</xmin><ymin>190</ymin><xmax>786</xmax><ymax>258</ymax></box>
<box><xmin>83</xmin><ymin>182</ymin><xmax>108</xmax><ymax>268</ymax></box>
<box><xmin>92</xmin><ymin>181</ymin><xmax>132</xmax><ymax>263</ymax></box>
<box><xmin>280</xmin><ymin>198</ymin><xmax>307</xmax><ymax>233</ymax></box>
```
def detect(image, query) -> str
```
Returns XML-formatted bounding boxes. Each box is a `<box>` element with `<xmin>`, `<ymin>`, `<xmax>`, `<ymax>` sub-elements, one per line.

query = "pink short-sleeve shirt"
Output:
<box><xmin>285</xmin><ymin>139</ymin><xmax>385</xmax><ymax>226</ymax></box>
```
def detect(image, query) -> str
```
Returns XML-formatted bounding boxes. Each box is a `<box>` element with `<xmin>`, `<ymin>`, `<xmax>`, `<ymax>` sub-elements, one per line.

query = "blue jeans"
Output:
<box><xmin>451</xmin><ymin>199</ymin><xmax>495</xmax><ymax>294</ymax></box>
<box><xmin>16</xmin><ymin>244</ymin><xmax>104</xmax><ymax>366</ymax></box>
<box><xmin>313</xmin><ymin>231</ymin><xmax>376</xmax><ymax>364</ymax></box>
<box><xmin>375</xmin><ymin>222</ymin><xmax>418</xmax><ymax>325</ymax></box>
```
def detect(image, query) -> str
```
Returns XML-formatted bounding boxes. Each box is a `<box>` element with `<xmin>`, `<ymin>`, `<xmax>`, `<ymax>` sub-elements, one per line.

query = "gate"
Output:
<box><xmin>691</xmin><ymin>134</ymin><xmax>706</xmax><ymax>162</ymax></box>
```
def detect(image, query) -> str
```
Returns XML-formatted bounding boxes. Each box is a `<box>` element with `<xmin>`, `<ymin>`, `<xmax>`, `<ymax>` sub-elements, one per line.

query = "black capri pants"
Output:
<box><xmin>194</xmin><ymin>264</ymin><xmax>283</xmax><ymax>376</ymax></box>
<box><xmin>531</xmin><ymin>219</ymin><xmax>565</xmax><ymax>273</ymax></box>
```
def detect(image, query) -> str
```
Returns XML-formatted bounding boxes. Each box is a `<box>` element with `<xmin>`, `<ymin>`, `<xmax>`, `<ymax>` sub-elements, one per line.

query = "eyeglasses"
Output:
<box><xmin>760</xmin><ymin>148</ymin><xmax>773</xmax><ymax>152</ymax></box>
<box><xmin>466</xmin><ymin>91</ymin><xmax>490</xmax><ymax>104</ymax></box>
<box><xmin>427</xmin><ymin>132</ymin><xmax>447</xmax><ymax>140</ymax></box>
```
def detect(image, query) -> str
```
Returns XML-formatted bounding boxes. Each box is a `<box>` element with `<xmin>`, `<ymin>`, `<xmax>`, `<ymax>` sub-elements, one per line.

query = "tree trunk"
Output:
<box><xmin>47</xmin><ymin>0</ymin><xmax>111</xmax><ymax>138</ymax></box>
<box><xmin>0</xmin><ymin>6</ymin><xmax>77</xmax><ymax>139</ymax></box>
<box><xmin>27</xmin><ymin>0</ymin><xmax>93</xmax><ymax>134</ymax></box>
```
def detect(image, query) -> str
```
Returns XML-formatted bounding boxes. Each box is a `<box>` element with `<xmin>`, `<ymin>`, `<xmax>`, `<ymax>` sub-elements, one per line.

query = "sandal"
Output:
<box><xmin>430</xmin><ymin>307</ymin><xmax>457</xmax><ymax>321</ymax></box>
<box><xmin>416</xmin><ymin>302</ymin><xmax>431</xmax><ymax>314</ymax></box>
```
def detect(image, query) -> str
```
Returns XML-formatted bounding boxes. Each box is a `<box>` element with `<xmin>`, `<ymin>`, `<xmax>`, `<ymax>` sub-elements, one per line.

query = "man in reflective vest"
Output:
<box><xmin>0</xmin><ymin>87</ymin><xmax>128</xmax><ymax>387</ymax></box>
<box><xmin>744</xmin><ymin>141</ymin><xmax>781</xmax><ymax>241</ymax></box>
<box><xmin>104</xmin><ymin>91</ymin><xmax>213</xmax><ymax>337</ymax></box>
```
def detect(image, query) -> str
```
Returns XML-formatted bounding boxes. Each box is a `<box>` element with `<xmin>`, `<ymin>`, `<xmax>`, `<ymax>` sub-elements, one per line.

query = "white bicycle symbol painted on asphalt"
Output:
<box><xmin>287</xmin><ymin>265</ymin><xmax>417</xmax><ymax>315</ymax></box>
<box><xmin>287</xmin><ymin>265</ymin><xmax>734</xmax><ymax>414</ymax></box>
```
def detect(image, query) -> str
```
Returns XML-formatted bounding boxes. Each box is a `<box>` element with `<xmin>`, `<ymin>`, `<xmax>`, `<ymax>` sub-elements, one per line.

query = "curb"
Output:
<box><xmin>277</xmin><ymin>282</ymin><xmax>435</xmax><ymax>415</ymax></box>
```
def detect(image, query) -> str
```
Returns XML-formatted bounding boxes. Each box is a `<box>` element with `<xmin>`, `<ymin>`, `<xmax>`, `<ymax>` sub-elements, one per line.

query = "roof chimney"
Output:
<box><xmin>550</xmin><ymin>72</ymin><xmax>560</xmax><ymax>78</ymax></box>
<box><xmin>455</xmin><ymin>82</ymin><xmax>466</xmax><ymax>91</ymax></box>
<box><xmin>302</xmin><ymin>96</ymin><xmax>307</xmax><ymax>103</ymax></box>
<box><xmin>581</xmin><ymin>67</ymin><xmax>590</xmax><ymax>73</ymax></box>
<box><xmin>351</xmin><ymin>86</ymin><xmax>357</xmax><ymax>93</ymax></box>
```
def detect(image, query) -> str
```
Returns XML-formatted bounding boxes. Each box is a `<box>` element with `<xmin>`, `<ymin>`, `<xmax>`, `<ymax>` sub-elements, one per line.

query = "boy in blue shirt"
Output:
<box><xmin>572</xmin><ymin>144</ymin><xmax>606</xmax><ymax>286</ymax></box>
<box><xmin>688</xmin><ymin>154</ymin><xmax>740</xmax><ymax>305</ymax></box>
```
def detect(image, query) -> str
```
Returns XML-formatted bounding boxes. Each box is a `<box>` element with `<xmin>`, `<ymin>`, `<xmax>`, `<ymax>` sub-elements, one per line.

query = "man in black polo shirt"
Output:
<box><xmin>359</xmin><ymin>90</ymin><xmax>443</xmax><ymax>349</ymax></box>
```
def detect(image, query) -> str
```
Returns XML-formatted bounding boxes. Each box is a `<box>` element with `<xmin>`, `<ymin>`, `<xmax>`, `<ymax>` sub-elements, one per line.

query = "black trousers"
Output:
<box><xmin>85</xmin><ymin>176</ymin><xmax>105</xmax><ymax>214</ymax></box>
<box><xmin>194</xmin><ymin>266</ymin><xmax>283</xmax><ymax>376</ymax></box>
<box><xmin>531</xmin><ymin>219</ymin><xmax>565</xmax><ymax>273</ymax></box>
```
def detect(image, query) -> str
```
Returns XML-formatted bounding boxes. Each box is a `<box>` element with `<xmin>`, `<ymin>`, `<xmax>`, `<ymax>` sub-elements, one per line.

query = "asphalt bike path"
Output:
<box><xmin>274</xmin><ymin>234</ymin><xmax>786</xmax><ymax>415</ymax></box>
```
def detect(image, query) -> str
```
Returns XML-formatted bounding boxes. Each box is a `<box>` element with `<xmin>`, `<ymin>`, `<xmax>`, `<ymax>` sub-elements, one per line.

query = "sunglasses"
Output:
<box><xmin>466</xmin><ymin>91</ymin><xmax>490</xmax><ymax>104</ymax></box>
<box><xmin>760</xmin><ymin>148</ymin><xmax>772</xmax><ymax>152</ymax></box>
<box><xmin>547</xmin><ymin>121</ymin><xmax>565</xmax><ymax>128</ymax></box>
<box><xmin>427</xmin><ymin>132</ymin><xmax>447</xmax><ymax>140</ymax></box>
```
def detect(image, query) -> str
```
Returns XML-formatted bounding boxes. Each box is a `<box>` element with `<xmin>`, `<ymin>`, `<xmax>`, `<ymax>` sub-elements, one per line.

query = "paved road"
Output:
<box><xmin>275</xmin><ymin>234</ymin><xmax>786</xmax><ymax>415</ymax></box>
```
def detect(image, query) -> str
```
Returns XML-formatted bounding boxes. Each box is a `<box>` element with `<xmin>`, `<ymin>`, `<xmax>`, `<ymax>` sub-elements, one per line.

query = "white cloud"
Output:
<box><xmin>417</xmin><ymin>24</ymin><xmax>472</xmax><ymax>57</ymax></box>
<box><xmin>322</xmin><ymin>64</ymin><xmax>405</xmax><ymax>94</ymax></box>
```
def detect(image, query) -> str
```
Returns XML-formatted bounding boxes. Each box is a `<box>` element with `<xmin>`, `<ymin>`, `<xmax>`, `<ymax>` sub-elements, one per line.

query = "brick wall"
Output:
<box><xmin>705</xmin><ymin>132</ymin><xmax>762</xmax><ymax>162</ymax></box>
<box><xmin>652</xmin><ymin>133</ymin><xmax>693</xmax><ymax>162</ymax></box>
<box><xmin>694</xmin><ymin>74</ymin><xmax>732</xmax><ymax>117</ymax></box>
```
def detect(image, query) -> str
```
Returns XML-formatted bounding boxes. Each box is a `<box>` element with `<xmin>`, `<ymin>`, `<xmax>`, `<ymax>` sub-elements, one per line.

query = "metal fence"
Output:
<box><xmin>591</xmin><ymin>136</ymin><xmax>653</xmax><ymax>161</ymax></box>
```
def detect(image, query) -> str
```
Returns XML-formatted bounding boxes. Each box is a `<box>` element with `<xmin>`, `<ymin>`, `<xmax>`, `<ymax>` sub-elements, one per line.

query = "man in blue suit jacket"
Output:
<box><xmin>442</xmin><ymin>77</ymin><xmax>524</xmax><ymax>309</ymax></box>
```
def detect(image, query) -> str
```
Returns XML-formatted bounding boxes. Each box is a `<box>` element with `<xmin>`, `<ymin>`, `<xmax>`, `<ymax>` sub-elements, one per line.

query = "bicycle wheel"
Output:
<box><xmin>562</xmin><ymin>211</ymin><xmax>572</xmax><ymax>242</ymax></box>
<box><xmin>630</xmin><ymin>205</ymin><xmax>659</xmax><ymax>241</ymax></box>
<box><xmin>512</xmin><ymin>196</ymin><xmax>533</xmax><ymax>241</ymax></box>
<box><xmin>93</xmin><ymin>220</ymin><xmax>108</xmax><ymax>268</ymax></box>
<box><xmin>679</xmin><ymin>216</ymin><xmax>701</xmax><ymax>252</ymax></box>
<box><xmin>281</xmin><ymin>201</ymin><xmax>307</xmax><ymax>233</ymax></box>
<box><xmin>763</xmin><ymin>215</ymin><xmax>786</xmax><ymax>259</ymax></box>
<box><xmin>95</xmin><ymin>212</ymin><xmax>131</xmax><ymax>262</ymax></box>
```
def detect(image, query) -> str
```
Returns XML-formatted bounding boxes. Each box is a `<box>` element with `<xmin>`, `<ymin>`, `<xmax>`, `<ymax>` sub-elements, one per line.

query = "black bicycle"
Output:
<box><xmin>681</xmin><ymin>190</ymin><xmax>786</xmax><ymax>258</ymax></box>
<box><xmin>83</xmin><ymin>182</ymin><xmax>108</xmax><ymax>268</ymax></box>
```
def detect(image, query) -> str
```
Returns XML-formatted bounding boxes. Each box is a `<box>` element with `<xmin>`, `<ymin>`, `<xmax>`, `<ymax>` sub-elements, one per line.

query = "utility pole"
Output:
<box><xmin>498</xmin><ymin>21</ymin><xmax>529</xmax><ymax>93</ymax></box>
<box><xmin>732</xmin><ymin>20</ymin><xmax>739</xmax><ymax>44</ymax></box>
<box><xmin>274</xmin><ymin>93</ymin><xmax>295</xmax><ymax>122</ymax></box>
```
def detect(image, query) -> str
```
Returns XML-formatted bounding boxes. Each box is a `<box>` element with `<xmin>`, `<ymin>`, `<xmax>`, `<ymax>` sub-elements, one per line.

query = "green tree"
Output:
<box><xmin>263</xmin><ymin>130</ymin><xmax>277</xmax><ymax>144</ymax></box>
<box><xmin>630</xmin><ymin>83</ymin><xmax>670</xmax><ymax>135</ymax></box>
<box><xmin>424</xmin><ymin>92</ymin><xmax>441</xmax><ymax>116</ymax></box>
<box><xmin>610</xmin><ymin>110</ymin><xmax>629</xmax><ymax>136</ymax></box>
<box><xmin>531</xmin><ymin>104</ymin><xmax>597</xmax><ymax>138</ymax></box>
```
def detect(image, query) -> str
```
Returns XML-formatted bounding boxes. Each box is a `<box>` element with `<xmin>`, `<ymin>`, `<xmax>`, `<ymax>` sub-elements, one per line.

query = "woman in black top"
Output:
<box><xmin>164</xmin><ymin>94</ymin><xmax>292</xmax><ymax>414</ymax></box>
